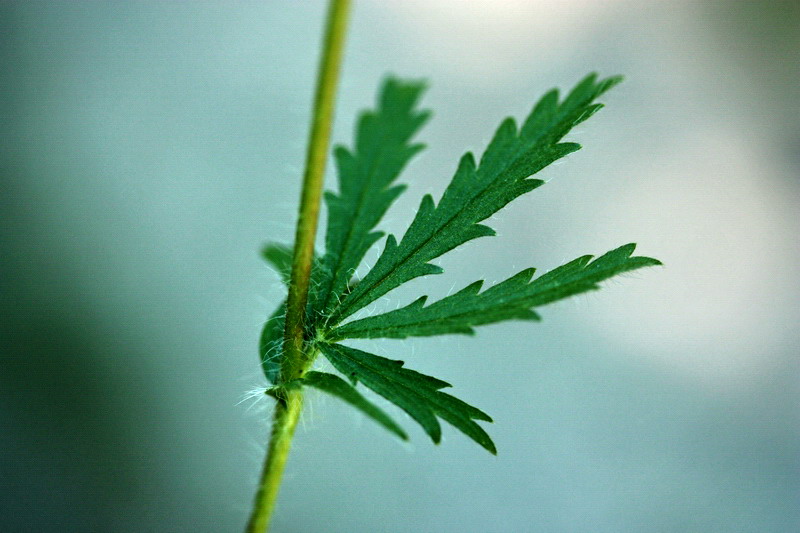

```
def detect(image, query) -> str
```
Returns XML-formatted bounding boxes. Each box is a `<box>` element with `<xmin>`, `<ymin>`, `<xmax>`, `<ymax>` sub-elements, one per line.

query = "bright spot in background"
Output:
<box><xmin>375</xmin><ymin>0</ymin><xmax>622</xmax><ymax>83</ymax></box>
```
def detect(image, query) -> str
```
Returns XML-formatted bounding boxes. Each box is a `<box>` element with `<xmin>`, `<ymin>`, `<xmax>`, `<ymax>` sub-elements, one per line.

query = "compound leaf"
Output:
<box><xmin>257</xmin><ymin>74</ymin><xmax>660</xmax><ymax>454</ymax></box>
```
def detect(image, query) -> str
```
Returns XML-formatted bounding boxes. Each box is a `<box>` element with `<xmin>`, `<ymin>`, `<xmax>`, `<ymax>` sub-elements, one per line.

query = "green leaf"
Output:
<box><xmin>261</xmin><ymin>242</ymin><xmax>295</xmax><ymax>285</ymax></box>
<box><xmin>327</xmin><ymin>243</ymin><xmax>660</xmax><ymax>340</ymax></box>
<box><xmin>325</xmin><ymin>73</ymin><xmax>623</xmax><ymax>326</ymax></box>
<box><xmin>293</xmin><ymin>371</ymin><xmax>407</xmax><ymax>440</ymax></box>
<box><xmin>259</xmin><ymin>302</ymin><xmax>285</xmax><ymax>383</ymax></box>
<box><xmin>258</xmin><ymin>243</ymin><xmax>291</xmax><ymax>383</ymax></box>
<box><xmin>313</xmin><ymin>78</ymin><xmax>430</xmax><ymax>323</ymax></box>
<box><xmin>318</xmin><ymin>342</ymin><xmax>496</xmax><ymax>454</ymax></box>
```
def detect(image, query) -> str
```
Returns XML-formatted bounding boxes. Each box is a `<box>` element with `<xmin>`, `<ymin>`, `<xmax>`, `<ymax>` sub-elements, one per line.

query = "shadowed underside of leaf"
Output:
<box><xmin>261</xmin><ymin>242</ymin><xmax>295</xmax><ymax>284</ymax></box>
<box><xmin>259</xmin><ymin>242</ymin><xmax>323</xmax><ymax>383</ymax></box>
<box><xmin>259</xmin><ymin>243</ymin><xmax>292</xmax><ymax>383</ymax></box>
<box><xmin>327</xmin><ymin>243</ymin><xmax>660</xmax><ymax>340</ymax></box>
<box><xmin>259</xmin><ymin>303</ymin><xmax>285</xmax><ymax>384</ymax></box>
<box><xmin>291</xmin><ymin>371</ymin><xmax>407</xmax><ymax>440</ymax></box>
<box><xmin>318</xmin><ymin>342</ymin><xmax>496</xmax><ymax>454</ymax></box>
<box><xmin>313</xmin><ymin>78</ymin><xmax>431</xmax><ymax>323</ymax></box>
<box><xmin>325</xmin><ymin>73</ymin><xmax>623</xmax><ymax>326</ymax></box>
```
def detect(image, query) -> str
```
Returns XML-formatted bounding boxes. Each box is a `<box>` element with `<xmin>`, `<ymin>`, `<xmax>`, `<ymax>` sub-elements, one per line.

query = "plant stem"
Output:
<box><xmin>283</xmin><ymin>0</ymin><xmax>350</xmax><ymax>382</ymax></box>
<box><xmin>246</xmin><ymin>1</ymin><xmax>350</xmax><ymax>532</ymax></box>
<box><xmin>245</xmin><ymin>390</ymin><xmax>303</xmax><ymax>533</ymax></box>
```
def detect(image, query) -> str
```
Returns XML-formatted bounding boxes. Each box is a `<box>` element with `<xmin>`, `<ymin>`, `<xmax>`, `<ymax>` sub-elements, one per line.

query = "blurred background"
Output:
<box><xmin>2</xmin><ymin>1</ymin><xmax>798</xmax><ymax>531</ymax></box>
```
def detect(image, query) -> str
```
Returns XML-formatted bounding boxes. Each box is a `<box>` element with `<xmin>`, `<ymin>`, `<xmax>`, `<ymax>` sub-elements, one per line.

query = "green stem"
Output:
<box><xmin>245</xmin><ymin>391</ymin><xmax>303</xmax><ymax>533</ymax></box>
<box><xmin>283</xmin><ymin>0</ymin><xmax>350</xmax><ymax>381</ymax></box>
<box><xmin>246</xmin><ymin>1</ymin><xmax>350</xmax><ymax>532</ymax></box>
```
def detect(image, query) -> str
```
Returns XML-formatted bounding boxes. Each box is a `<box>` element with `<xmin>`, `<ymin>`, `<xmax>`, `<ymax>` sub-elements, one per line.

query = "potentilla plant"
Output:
<box><xmin>245</xmin><ymin>1</ymin><xmax>659</xmax><ymax>531</ymax></box>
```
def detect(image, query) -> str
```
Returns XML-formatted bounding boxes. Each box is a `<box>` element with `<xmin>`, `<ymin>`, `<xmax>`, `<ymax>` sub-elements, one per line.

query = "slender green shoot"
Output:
<box><xmin>246</xmin><ymin>1</ymin><xmax>350</xmax><ymax>531</ymax></box>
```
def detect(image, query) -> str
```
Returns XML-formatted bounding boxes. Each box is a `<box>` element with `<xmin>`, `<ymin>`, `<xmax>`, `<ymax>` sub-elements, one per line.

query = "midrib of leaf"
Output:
<box><xmin>329</xmin><ymin>341</ymin><xmax>444</xmax><ymax>391</ymax></box>
<box><xmin>328</xmin><ymin>295</ymin><xmax>533</xmax><ymax>342</ymax></box>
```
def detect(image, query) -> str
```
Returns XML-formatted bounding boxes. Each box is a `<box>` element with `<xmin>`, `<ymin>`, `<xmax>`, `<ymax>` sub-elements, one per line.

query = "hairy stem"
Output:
<box><xmin>283</xmin><ymin>0</ymin><xmax>351</xmax><ymax>381</ymax></box>
<box><xmin>245</xmin><ymin>391</ymin><xmax>303</xmax><ymax>533</ymax></box>
<box><xmin>246</xmin><ymin>1</ymin><xmax>350</xmax><ymax>531</ymax></box>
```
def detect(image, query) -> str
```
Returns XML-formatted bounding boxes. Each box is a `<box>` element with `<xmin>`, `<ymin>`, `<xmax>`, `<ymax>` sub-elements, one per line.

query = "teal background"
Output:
<box><xmin>2</xmin><ymin>1</ymin><xmax>798</xmax><ymax>531</ymax></box>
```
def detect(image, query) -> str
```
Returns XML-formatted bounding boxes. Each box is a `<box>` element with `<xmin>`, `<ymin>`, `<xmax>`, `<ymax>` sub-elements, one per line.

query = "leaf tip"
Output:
<box><xmin>598</xmin><ymin>74</ymin><xmax>624</xmax><ymax>94</ymax></box>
